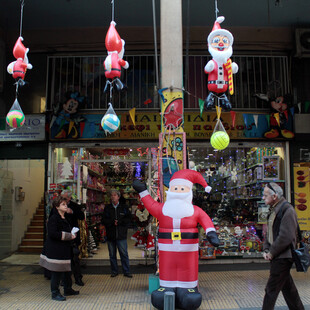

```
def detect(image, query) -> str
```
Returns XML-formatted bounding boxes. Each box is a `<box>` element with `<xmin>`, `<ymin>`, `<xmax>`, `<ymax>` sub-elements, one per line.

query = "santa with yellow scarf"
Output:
<box><xmin>204</xmin><ymin>16</ymin><xmax>238</xmax><ymax>111</ymax></box>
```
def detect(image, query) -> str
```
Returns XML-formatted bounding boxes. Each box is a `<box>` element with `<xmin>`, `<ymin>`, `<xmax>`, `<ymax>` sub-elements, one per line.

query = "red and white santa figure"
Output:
<box><xmin>204</xmin><ymin>16</ymin><xmax>238</xmax><ymax>112</ymax></box>
<box><xmin>7</xmin><ymin>37</ymin><xmax>33</xmax><ymax>87</ymax></box>
<box><xmin>133</xmin><ymin>169</ymin><xmax>219</xmax><ymax>310</ymax></box>
<box><xmin>103</xmin><ymin>21</ymin><xmax>129</xmax><ymax>92</ymax></box>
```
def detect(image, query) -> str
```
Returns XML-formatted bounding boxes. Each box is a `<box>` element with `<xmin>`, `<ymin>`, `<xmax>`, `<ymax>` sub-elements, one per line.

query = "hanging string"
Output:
<box><xmin>111</xmin><ymin>0</ymin><xmax>115</xmax><ymax>22</ymax></box>
<box><xmin>214</xmin><ymin>0</ymin><xmax>219</xmax><ymax>19</ymax></box>
<box><xmin>19</xmin><ymin>0</ymin><xmax>25</xmax><ymax>38</ymax></box>
<box><xmin>152</xmin><ymin>0</ymin><xmax>159</xmax><ymax>97</ymax></box>
<box><xmin>184</xmin><ymin>0</ymin><xmax>190</xmax><ymax>94</ymax></box>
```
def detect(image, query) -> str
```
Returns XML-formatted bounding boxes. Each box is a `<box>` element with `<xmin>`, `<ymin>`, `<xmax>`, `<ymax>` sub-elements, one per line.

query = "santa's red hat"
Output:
<box><xmin>13</xmin><ymin>37</ymin><xmax>28</xmax><ymax>59</ymax></box>
<box><xmin>169</xmin><ymin>169</ymin><xmax>212</xmax><ymax>193</ymax></box>
<box><xmin>207</xmin><ymin>16</ymin><xmax>234</xmax><ymax>46</ymax></box>
<box><xmin>105</xmin><ymin>21</ymin><xmax>122</xmax><ymax>53</ymax></box>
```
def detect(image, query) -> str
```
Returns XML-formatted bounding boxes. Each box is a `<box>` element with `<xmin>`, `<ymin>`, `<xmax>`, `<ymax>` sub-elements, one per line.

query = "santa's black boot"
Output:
<box><xmin>220</xmin><ymin>94</ymin><xmax>232</xmax><ymax>111</ymax></box>
<box><xmin>176</xmin><ymin>287</ymin><xmax>202</xmax><ymax>310</ymax></box>
<box><xmin>114</xmin><ymin>78</ymin><xmax>124</xmax><ymax>91</ymax></box>
<box><xmin>103</xmin><ymin>81</ymin><xmax>110</xmax><ymax>93</ymax></box>
<box><xmin>151</xmin><ymin>287</ymin><xmax>176</xmax><ymax>310</ymax></box>
<box><xmin>204</xmin><ymin>92</ymin><xmax>215</xmax><ymax>110</ymax></box>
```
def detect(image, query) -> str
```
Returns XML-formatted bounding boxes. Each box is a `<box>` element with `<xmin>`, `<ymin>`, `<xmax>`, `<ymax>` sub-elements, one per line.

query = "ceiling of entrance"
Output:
<box><xmin>1</xmin><ymin>0</ymin><xmax>309</xmax><ymax>31</ymax></box>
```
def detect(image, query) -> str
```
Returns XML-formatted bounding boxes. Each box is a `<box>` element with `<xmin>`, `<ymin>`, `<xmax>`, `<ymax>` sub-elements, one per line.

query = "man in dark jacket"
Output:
<box><xmin>262</xmin><ymin>182</ymin><xmax>304</xmax><ymax>310</ymax></box>
<box><xmin>101</xmin><ymin>189</ymin><xmax>132</xmax><ymax>278</ymax></box>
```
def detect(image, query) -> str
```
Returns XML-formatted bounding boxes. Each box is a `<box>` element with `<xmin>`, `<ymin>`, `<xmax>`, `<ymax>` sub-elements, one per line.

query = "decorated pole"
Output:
<box><xmin>159</xmin><ymin>0</ymin><xmax>186</xmax><ymax>201</ymax></box>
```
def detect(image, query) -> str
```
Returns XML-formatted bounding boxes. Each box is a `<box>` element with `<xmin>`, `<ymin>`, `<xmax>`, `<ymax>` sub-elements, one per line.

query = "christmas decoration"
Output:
<box><xmin>211</xmin><ymin>131</ymin><xmax>230</xmax><ymax>150</ymax></box>
<box><xmin>7</xmin><ymin>36</ymin><xmax>33</xmax><ymax>88</ymax></box>
<box><xmin>6</xmin><ymin>1</ymin><xmax>32</xmax><ymax>129</ymax></box>
<box><xmin>103</xmin><ymin>21</ymin><xmax>129</xmax><ymax>93</ymax></box>
<box><xmin>204</xmin><ymin>16</ymin><xmax>238</xmax><ymax>111</ymax></box>
<box><xmin>6</xmin><ymin>98</ymin><xmax>25</xmax><ymax>128</ymax></box>
<box><xmin>133</xmin><ymin>169</ymin><xmax>219</xmax><ymax>310</ymax></box>
<box><xmin>101</xmin><ymin>103</ymin><xmax>120</xmax><ymax>134</ymax></box>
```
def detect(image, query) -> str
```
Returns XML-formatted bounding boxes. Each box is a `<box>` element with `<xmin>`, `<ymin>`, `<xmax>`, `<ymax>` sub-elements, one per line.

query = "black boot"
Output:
<box><xmin>176</xmin><ymin>287</ymin><xmax>202</xmax><ymax>310</ymax></box>
<box><xmin>52</xmin><ymin>290</ymin><xmax>66</xmax><ymax>301</ymax></box>
<box><xmin>151</xmin><ymin>287</ymin><xmax>176</xmax><ymax>310</ymax></box>
<box><xmin>114</xmin><ymin>78</ymin><xmax>124</xmax><ymax>91</ymax></box>
<box><xmin>104</xmin><ymin>80</ymin><xmax>110</xmax><ymax>93</ymax></box>
<box><xmin>204</xmin><ymin>92</ymin><xmax>215</xmax><ymax>110</ymax></box>
<box><xmin>220</xmin><ymin>94</ymin><xmax>232</xmax><ymax>111</ymax></box>
<box><xmin>64</xmin><ymin>288</ymin><xmax>79</xmax><ymax>296</ymax></box>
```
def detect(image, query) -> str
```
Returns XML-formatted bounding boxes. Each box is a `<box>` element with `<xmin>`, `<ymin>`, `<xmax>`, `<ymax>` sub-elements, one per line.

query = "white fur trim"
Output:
<box><xmin>158</xmin><ymin>243</ymin><xmax>198</xmax><ymax>252</ymax></box>
<box><xmin>205</xmin><ymin>186</ymin><xmax>212</xmax><ymax>193</ymax></box>
<box><xmin>169</xmin><ymin>178</ymin><xmax>192</xmax><ymax>189</ymax></box>
<box><xmin>216</xmin><ymin>16</ymin><xmax>225</xmax><ymax>23</ymax></box>
<box><xmin>160</xmin><ymin>279</ymin><xmax>198</xmax><ymax>288</ymax></box>
<box><xmin>139</xmin><ymin>190</ymin><xmax>149</xmax><ymax>198</ymax></box>
<box><xmin>205</xmin><ymin>227</ymin><xmax>215</xmax><ymax>234</ymax></box>
<box><xmin>208</xmin><ymin>29</ymin><xmax>234</xmax><ymax>46</ymax></box>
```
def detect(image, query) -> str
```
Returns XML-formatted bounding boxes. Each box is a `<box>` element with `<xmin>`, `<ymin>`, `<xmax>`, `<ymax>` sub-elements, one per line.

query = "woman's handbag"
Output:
<box><xmin>291</xmin><ymin>224</ymin><xmax>310</xmax><ymax>272</ymax></box>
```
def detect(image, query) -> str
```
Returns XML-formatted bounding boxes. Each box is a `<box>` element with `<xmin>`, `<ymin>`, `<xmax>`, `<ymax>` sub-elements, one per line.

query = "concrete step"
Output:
<box><xmin>36</xmin><ymin>209</ymin><xmax>44</xmax><ymax>216</ymax></box>
<box><xmin>18</xmin><ymin>246</ymin><xmax>42</xmax><ymax>253</ymax></box>
<box><xmin>30</xmin><ymin>220</ymin><xmax>44</xmax><ymax>226</ymax></box>
<box><xmin>20</xmin><ymin>239</ymin><xmax>44</xmax><ymax>246</ymax></box>
<box><xmin>28</xmin><ymin>226</ymin><xmax>44</xmax><ymax>233</ymax></box>
<box><xmin>25</xmin><ymin>232</ymin><xmax>44</xmax><ymax>239</ymax></box>
<box><xmin>33</xmin><ymin>214</ymin><xmax>44</xmax><ymax>221</ymax></box>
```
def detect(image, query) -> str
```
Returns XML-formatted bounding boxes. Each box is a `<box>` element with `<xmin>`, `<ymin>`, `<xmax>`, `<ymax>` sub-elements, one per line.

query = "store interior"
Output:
<box><xmin>49</xmin><ymin>143</ymin><xmax>286</xmax><ymax>260</ymax></box>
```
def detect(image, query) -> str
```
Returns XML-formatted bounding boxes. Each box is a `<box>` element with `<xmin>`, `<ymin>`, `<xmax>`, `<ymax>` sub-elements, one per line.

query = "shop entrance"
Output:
<box><xmin>49</xmin><ymin>146</ymin><xmax>158</xmax><ymax>264</ymax></box>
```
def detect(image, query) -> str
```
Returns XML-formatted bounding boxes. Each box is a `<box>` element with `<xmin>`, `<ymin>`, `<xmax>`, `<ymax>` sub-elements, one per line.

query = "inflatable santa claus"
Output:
<box><xmin>204</xmin><ymin>16</ymin><xmax>238</xmax><ymax>111</ymax></box>
<box><xmin>133</xmin><ymin>169</ymin><xmax>219</xmax><ymax>310</ymax></box>
<box><xmin>103</xmin><ymin>21</ymin><xmax>129</xmax><ymax>93</ymax></box>
<box><xmin>7</xmin><ymin>37</ymin><xmax>33</xmax><ymax>87</ymax></box>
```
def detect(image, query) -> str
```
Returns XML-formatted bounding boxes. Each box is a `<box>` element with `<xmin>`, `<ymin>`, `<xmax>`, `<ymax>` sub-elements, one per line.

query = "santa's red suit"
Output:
<box><xmin>139</xmin><ymin>193</ymin><xmax>215</xmax><ymax>288</ymax></box>
<box><xmin>12</xmin><ymin>58</ymin><xmax>28</xmax><ymax>80</ymax></box>
<box><xmin>135</xmin><ymin>169</ymin><xmax>218</xmax><ymax>290</ymax></box>
<box><xmin>204</xmin><ymin>59</ymin><xmax>229</xmax><ymax>94</ymax></box>
<box><xmin>104</xmin><ymin>52</ymin><xmax>128</xmax><ymax>80</ymax></box>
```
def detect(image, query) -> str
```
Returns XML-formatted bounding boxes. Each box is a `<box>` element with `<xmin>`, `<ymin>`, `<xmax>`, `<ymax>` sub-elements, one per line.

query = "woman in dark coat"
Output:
<box><xmin>39</xmin><ymin>196</ymin><xmax>79</xmax><ymax>301</ymax></box>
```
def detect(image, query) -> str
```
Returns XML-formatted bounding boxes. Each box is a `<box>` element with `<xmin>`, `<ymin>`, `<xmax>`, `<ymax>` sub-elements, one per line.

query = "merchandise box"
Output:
<box><xmin>263</xmin><ymin>156</ymin><xmax>280</xmax><ymax>180</ymax></box>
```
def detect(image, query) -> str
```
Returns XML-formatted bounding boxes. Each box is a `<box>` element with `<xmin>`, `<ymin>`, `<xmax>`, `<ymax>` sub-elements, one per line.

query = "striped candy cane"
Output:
<box><xmin>224</xmin><ymin>58</ymin><xmax>234</xmax><ymax>95</ymax></box>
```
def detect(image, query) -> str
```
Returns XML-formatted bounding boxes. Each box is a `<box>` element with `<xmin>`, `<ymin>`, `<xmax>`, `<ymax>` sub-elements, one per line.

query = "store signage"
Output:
<box><xmin>293</xmin><ymin>166</ymin><xmax>310</xmax><ymax>230</ymax></box>
<box><xmin>49</xmin><ymin>111</ymin><xmax>291</xmax><ymax>141</ymax></box>
<box><xmin>0</xmin><ymin>114</ymin><xmax>45</xmax><ymax>141</ymax></box>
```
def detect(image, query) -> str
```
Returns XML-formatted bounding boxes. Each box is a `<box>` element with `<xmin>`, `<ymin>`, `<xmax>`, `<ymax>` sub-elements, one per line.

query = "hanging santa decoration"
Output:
<box><xmin>103</xmin><ymin>21</ymin><xmax>129</xmax><ymax>93</ymax></box>
<box><xmin>7</xmin><ymin>36</ymin><xmax>33</xmax><ymax>88</ymax></box>
<box><xmin>204</xmin><ymin>16</ymin><xmax>238</xmax><ymax>112</ymax></box>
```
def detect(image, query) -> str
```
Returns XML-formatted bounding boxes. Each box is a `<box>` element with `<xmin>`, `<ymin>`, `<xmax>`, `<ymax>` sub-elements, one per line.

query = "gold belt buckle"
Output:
<box><xmin>171</xmin><ymin>232</ymin><xmax>181</xmax><ymax>240</ymax></box>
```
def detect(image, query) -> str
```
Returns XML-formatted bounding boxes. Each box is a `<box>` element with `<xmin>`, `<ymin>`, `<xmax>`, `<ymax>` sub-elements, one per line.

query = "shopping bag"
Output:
<box><xmin>291</xmin><ymin>242</ymin><xmax>310</xmax><ymax>272</ymax></box>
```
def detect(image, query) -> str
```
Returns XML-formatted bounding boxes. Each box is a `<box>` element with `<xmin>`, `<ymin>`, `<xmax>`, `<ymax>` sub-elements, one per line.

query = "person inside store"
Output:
<box><xmin>101</xmin><ymin>189</ymin><xmax>133</xmax><ymax>278</ymax></box>
<box><xmin>262</xmin><ymin>182</ymin><xmax>304</xmax><ymax>310</ymax></box>
<box><xmin>61</xmin><ymin>190</ymin><xmax>85</xmax><ymax>286</ymax></box>
<box><xmin>39</xmin><ymin>196</ymin><xmax>80</xmax><ymax>301</ymax></box>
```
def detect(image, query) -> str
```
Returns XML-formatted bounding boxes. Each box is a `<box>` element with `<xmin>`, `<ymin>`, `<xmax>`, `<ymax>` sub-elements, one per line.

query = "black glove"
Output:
<box><xmin>206</xmin><ymin>231</ymin><xmax>220</xmax><ymax>247</ymax></box>
<box><xmin>132</xmin><ymin>179</ymin><xmax>147</xmax><ymax>193</ymax></box>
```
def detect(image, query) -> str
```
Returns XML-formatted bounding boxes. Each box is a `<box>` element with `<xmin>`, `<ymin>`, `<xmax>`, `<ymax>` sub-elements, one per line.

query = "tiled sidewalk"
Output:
<box><xmin>0</xmin><ymin>263</ymin><xmax>310</xmax><ymax>310</ymax></box>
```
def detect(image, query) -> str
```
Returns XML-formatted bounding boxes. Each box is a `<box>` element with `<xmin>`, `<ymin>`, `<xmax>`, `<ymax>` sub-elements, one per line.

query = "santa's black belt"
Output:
<box><xmin>208</xmin><ymin>81</ymin><xmax>228</xmax><ymax>85</ymax></box>
<box><xmin>158</xmin><ymin>232</ymin><xmax>198</xmax><ymax>240</ymax></box>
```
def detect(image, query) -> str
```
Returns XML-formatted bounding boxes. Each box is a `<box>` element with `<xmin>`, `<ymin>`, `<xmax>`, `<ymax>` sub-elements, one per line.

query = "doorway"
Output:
<box><xmin>0</xmin><ymin>159</ymin><xmax>45</xmax><ymax>258</ymax></box>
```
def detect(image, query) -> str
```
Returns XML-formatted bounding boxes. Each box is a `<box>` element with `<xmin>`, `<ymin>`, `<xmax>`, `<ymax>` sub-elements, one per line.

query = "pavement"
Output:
<box><xmin>0</xmin><ymin>253</ymin><xmax>310</xmax><ymax>309</ymax></box>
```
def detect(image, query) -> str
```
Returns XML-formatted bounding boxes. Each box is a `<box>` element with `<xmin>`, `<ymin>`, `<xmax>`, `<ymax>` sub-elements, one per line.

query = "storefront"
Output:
<box><xmin>47</xmin><ymin>139</ymin><xmax>289</xmax><ymax>260</ymax></box>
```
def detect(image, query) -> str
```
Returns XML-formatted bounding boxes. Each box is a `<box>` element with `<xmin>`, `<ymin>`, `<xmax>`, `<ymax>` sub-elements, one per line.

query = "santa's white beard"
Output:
<box><xmin>162</xmin><ymin>191</ymin><xmax>194</xmax><ymax>219</ymax></box>
<box><xmin>208</xmin><ymin>46</ymin><xmax>233</xmax><ymax>65</ymax></box>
